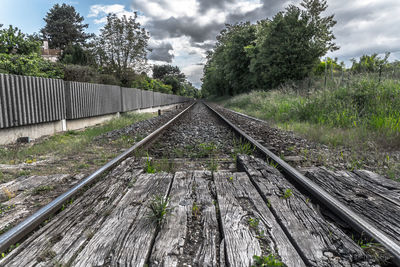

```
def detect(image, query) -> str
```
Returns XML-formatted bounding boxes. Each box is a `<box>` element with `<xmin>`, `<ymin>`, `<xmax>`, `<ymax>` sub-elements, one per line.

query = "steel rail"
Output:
<box><xmin>0</xmin><ymin>101</ymin><xmax>196</xmax><ymax>254</ymax></box>
<box><xmin>204</xmin><ymin>102</ymin><xmax>400</xmax><ymax>265</ymax></box>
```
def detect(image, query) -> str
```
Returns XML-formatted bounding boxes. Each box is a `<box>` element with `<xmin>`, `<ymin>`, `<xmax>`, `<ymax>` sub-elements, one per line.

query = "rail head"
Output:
<box><xmin>0</xmin><ymin>101</ymin><xmax>196</xmax><ymax>254</ymax></box>
<box><xmin>204</xmin><ymin>102</ymin><xmax>400</xmax><ymax>265</ymax></box>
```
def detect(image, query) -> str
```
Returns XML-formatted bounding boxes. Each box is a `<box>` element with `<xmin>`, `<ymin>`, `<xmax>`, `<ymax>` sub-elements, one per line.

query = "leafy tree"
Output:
<box><xmin>351</xmin><ymin>53</ymin><xmax>390</xmax><ymax>73</ymax></box>
<box><xmin>314</xmin><ymin>57</ymin><xmax>343</xmax><ymax>75</ymax></box>
<box><xmin>153</xmin><ymin>64</ymin><xmax>185</xmax><ymax>81</ymax></box>
<box><xmin>152</xmin><ymin>64</ymin><xmax>187</xmax><ymax>94</ymax></box>
<box><xmin>41</xmin><ymin>3</ymin><xmax>92</xmax><ymax>49</ymax></box>
<box><xmin>132</xmin><ymin>73</ymin><xmax>173</xmax><ymax>94</ymax></box>
<box><xmin>202</xmin><ymin>22</ymin><xmax>256</xmax><ymax>96</ymax></box>
<box><xmin>92</xmin><ymin>13</ymin><xmax>149</xmax><ymax>86</ymax></box>
<box><xmin>0</xmin><ymin>25</ymin><xmax>63</xmax><ymax>78</ymax></box>
<box><xmin>249</xmin><ymin>0</ymin><xmax>338</xmax><ymax>88</ymax></box>
<box><xmin>0</xmin><ymin>25</ymin><xmax>41</xmax><ymax>54</ymax></box>
<box><xmin>202</xmin><ymin>0</ymin><xmax>338</xmax><ymax>95</ymax></box>
<box><xmin>60</xmin><ymin>44</ymin><xmax>95</xmax><ymax>65</ymax></box>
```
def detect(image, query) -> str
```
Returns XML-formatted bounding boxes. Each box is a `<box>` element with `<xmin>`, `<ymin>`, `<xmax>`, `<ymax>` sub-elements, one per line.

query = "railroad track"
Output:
<box><xmin>0</xmin><ymin>101</ymin><xmax>399</xmax><ymax>266</ymax></box>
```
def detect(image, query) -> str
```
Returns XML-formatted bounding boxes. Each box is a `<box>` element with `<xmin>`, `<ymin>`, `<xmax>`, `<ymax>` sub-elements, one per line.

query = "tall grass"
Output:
<box><xmin>221</xmin><ymin>78</ymin><xmax>400</xmax><ymax>148</ymax></box>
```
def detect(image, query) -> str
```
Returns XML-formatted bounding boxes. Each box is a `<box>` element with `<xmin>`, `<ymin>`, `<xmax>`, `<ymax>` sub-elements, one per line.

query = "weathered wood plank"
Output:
<box><xmin>150</xmin><ymin>171</ymin><xmax>219</xmax><ymax>267</ymax></box>
<box><xmin>72</xmin><ymin>172</ymin><xmax>172</xmax><ymax>266</ymax></box>
<box><xmin>303</xmin><ymin>167</ymin><xmax>400</xmax><ymax>244</ymax></box>
<box><xmin>0</xmin><ymin>158</ymin><xmax>144</xmax><ymax>266</ymax></box>
<box><xmin>237</xmin><ymin>155</ymin><xmax>377</xmax><ymax>267</ymax></box>
<box><xmin>214</xmin><ymin>171</ymin><xmax>305</xmax><ymax>267</ymax></box>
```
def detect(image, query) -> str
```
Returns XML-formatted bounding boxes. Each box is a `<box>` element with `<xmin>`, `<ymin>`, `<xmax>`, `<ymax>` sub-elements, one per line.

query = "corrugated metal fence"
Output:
<box><xmin>0</xmin><ymin>73</ymin><xmax>191</xmax><ymax>129</ymax></box>
<box><xmin>0</xmin><ymin>74</ymin><xmax>65</xmax><ymax>128</ymax></box>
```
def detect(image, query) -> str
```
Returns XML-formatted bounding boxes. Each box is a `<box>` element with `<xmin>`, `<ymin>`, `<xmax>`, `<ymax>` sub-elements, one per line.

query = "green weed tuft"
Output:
<box><xmin>147</xmin><ymin>195</ymin><xmax>172</xmax><ymax>227</ymax></box>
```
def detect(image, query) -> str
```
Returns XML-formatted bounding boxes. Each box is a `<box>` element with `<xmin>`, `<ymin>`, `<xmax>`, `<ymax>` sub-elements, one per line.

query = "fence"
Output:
<box><xmin>0</xmin><ymin>73</ymin><xmax>191</xmax><ymax>129</ymax></box>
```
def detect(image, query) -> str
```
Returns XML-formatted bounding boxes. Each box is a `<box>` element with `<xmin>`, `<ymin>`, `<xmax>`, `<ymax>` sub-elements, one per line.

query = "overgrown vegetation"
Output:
<box><xmin>220</xmin><ymin>78</ymin><xmax>400</xmax><ymax>147</ymax></box>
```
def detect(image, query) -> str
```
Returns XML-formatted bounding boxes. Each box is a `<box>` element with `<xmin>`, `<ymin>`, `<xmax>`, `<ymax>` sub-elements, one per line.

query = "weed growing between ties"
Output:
<box><xmin>281</xmin><ymin>189</ymin><xmax>293</xmax><ymax>199</ymax></box>
<box><xmin>147</xmin><ymin>195</ymin><xmax>172</xmax><ymax>228</ymax></box>
<box><xmin>144</xmin><ymin>156</ymin><xmax>175</xmax><ymax>173</ymax></box>
<box><xmin>231</xmin><ymin>138</ymin><xmax>255</xmax><ymax>160</ymax></box>
<box><xmin>252</xmin><ymin>254</ymin><xmax>285</xmax><ymax>266</ymax></box>
<box><xmin>352</xmin><ymin>234</ymin><xmax>390</xmax><ymax>265</ymax></box>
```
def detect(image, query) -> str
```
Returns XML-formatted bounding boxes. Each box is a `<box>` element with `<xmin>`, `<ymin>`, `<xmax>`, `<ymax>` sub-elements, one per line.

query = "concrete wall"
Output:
<box><xmin>0</xmin><ymin>103</ymin><xmax>182</xmax><ymax>145</ymax></box>
<box><xmin>0</xmin><ymin>120</ymin><xmax>64</xmax><ymax>145</ymax></box>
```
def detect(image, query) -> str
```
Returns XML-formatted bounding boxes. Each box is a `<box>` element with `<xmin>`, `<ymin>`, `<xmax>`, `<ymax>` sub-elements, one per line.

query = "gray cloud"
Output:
<box><xmin>147</xmin><ymin>16</ymin><xmax>224</xmax><ymax>43</ymax></box>
<box><xmin>126</xmin><ymin>0</ymin><xmax>400</xmax><ymax>85</ymax></box>
<box><xmin>148</xmin><ymin>42</ymin><xmax>174</xmax><ymax>62</ymax></box>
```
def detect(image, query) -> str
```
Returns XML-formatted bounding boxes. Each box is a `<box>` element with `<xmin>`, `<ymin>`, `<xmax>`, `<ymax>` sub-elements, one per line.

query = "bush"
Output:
<box><xmin>0</xmin><ymin>53</ymin><xmax>64</xmax><ymax>78</ymax></box>
<box><xmin>63</xmin><ymin>64</ymin><xmax>96</xmax><ymax>82</ymax></box>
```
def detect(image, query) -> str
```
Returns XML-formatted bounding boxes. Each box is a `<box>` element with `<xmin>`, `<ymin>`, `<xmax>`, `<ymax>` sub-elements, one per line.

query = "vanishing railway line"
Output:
<box><xmin>0</xmin><ymin>101</ymin><xmax>399</xmax><ymax>266</ymax></box>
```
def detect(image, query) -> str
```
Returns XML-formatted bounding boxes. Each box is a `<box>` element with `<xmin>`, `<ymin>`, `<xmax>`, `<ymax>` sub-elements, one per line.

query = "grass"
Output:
<box><xmin>215</xmin><ymin>77</ymin><xmax>400</xmax><ymax>180</ymax></box>
<box><xmin>145</xmin><ymin>157</ymin><xmax>175</xmax><ymax>173</ymax></box>
<box><xmin>231</xmin><ymin>138</ymin><xmax>255</xmax><ymax>160</ymax></box>
<box><xmin>147</xmin><ymin>195</ymin><xmax>172</xmax><ymax>227</ymax></box>
<box><xmin>252</xmin><ymin>254</ymin><xmax>285</xmax><ymax>266</ymax></box>
<box><xmin>281</xmin><ymin>189</ymin><xmax>293</xmax><ymax>199</ymax></box>
<box><xmin>0</xmin><ymin>112</ymin><xmax>155</xmax><ymax>165</ymax></box>
<box><xmin>218</xmin><ymin>78</ymin><xmax>400</xmax><ymax>147</ymax></box>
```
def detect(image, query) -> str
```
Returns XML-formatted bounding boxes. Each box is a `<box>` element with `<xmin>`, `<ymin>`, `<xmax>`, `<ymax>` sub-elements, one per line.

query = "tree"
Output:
<box><xmin>0</xmin><ymin>25</ymin><xmax>41</xmax><ymax>54</ymax></box>
<box><xmin>152</xmin><ymin>64</ymin><xmax>186</xmax><ymax>94</ymax></box>
<box><xmin>249</xmin><ymin>0</ymin><xmax>338</xmax><ymax>88</ymax></box>
<box><xmin>202</xmin><ymin>22</ymin><xmax>256</xmax><ymax>96</ymax></box>
<box><xmin>92</xmin><ymin>13</ymin><xmax>149</xmax><ymax>86</ymax></box>
<box><xmin>41</xmin><ymin>3</ymin><xmax>92</xmax><ymax>49</ymax></box>
<box><xmin>351</xmin><ymin>53</ymin><xmax>390</xmax><ymax>73</ymax></box>
<box><xmin>60</xmin><ymin>44</ymin><xmax>95</xmax><ymax>65</ymax></box>
<box><xmin>153</xmin><ymin>64</ymin><xmax>185</xmax><ymax>81</ymax></box>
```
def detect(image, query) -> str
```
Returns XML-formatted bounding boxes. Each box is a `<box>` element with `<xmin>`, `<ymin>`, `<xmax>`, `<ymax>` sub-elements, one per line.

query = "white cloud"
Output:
<box><xmin>88</xmin><ymin>4</ymin><xmax>149</xmax><ymax>25</ymax></box>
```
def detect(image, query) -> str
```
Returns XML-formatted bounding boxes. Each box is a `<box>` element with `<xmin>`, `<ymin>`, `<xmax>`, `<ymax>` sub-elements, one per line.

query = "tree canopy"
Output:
<box><xmin>202</xmin><ymin>0</ymin><xmax>338</xmax><ymax>96</ymax></box>
<box><xmin>0</xmin><ymin>25</ymin><xmax>41</xmax><ymax>55</ymax></box>
<box><xmin>41</xmin><ymin>3</ymin><xmax>92</xmax><ymax>49</ymax></box>
<box><xmin>92</xmin><ymin>13</ymin><xmax>149</xmax><ymax>86</ymax></box>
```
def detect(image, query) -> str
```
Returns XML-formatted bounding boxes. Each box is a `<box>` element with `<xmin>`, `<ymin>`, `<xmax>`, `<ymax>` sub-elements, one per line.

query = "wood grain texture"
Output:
<box><xmin>150</xmin><ymin>171</ymin><xmax>219</xmax><ymax>267</ymax></box>
<box><xmin>214</xmin><ymin>171</ymin><xmax>305</xmax><ymax>267</ymax></box>
<box><xmin>0</xmin><ymin>158</ymin><xmax>171</xmax><ymax>267</ymax></box>
<box><xmin>237</xmin><ymin>155</ymin><xmax>377</xmax><ymax>267</ymax></box>
<box><xmin>303</xmin><ymin>167</ymin><xmax>400</xmax><ymax>244</ymax></box>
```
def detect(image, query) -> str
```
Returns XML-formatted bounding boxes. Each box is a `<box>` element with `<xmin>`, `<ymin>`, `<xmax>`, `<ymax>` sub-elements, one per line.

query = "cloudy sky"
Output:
<box><xmin>1</xmin><ymin>0</ymin><xmax>400</xmax><ymax>88</ymax></box>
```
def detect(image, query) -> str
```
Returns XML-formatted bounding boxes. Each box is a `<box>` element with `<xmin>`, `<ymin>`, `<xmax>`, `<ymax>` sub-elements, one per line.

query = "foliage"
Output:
<box><xmin>351</xmin><ymin>53</ymin><xmax>390</xmax><ymax>73</ymax></box>
<box><xmin>0</xmin><ymin>53</ymin><xmax>64</xmax><ymax>78</ymax></box>
<box><xmin>248</xmin><ymin>0</ymin><xmax>337</xmax><ymax>89</ymax></box>
<box><xmin>152</xmin><ymin>64</ymin><xmax>188</xmax><ymax>94</ymax></box>
<box><xmin>314</xmin><ymin>57</ymin><xmax>344</xmax><ymax>75</ymax></box>
<box><xmin>41</xmin><ymin>3</ymin><xmax>92</xmax><ymax>49</ymax></box>
<box><xmin>132</xmin><ymin>73</ymin><xmax>173</xmax><ymax>94</ymax></box>
<box><xmin>0</xmin><ymin>25</ymin><xmax>41</xmax><ymax>55</ymax></box>
<box><xmin>153</xmin><ymin>64</ymin><xmax>185</xmax><ymax>81</ymax></box>
<box><xmin>202</xmin><ymin>0</ymin><xmax>338</xmax><ymax>96</ymax></box>
<box><xmin>63</xmin><ymin>64</ymin><xmax>120</xmax><ymax>85</ymax></box>
<box><xmin>252</xmin><ymin>254</ymin><xmax>285</xmax><ymax>266</ymax></box>
<box><xmin>202</xmin><ymin>22</ymin><xmax>256</xmax><ymax>96</ymax></box>
<box><xmin>147</xmin><ymin>195</ymin><xmax>172</xmax><ymax>227</ymax></box>
<box><xmin>92</xmin><ymin>13</ymin><xmax>149</xmax><ymax>86</ymax></box>
<box><xmin>60</xmin><ymin>44</ymin><xmax>95</xmax><ymax>66</ymax></box>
